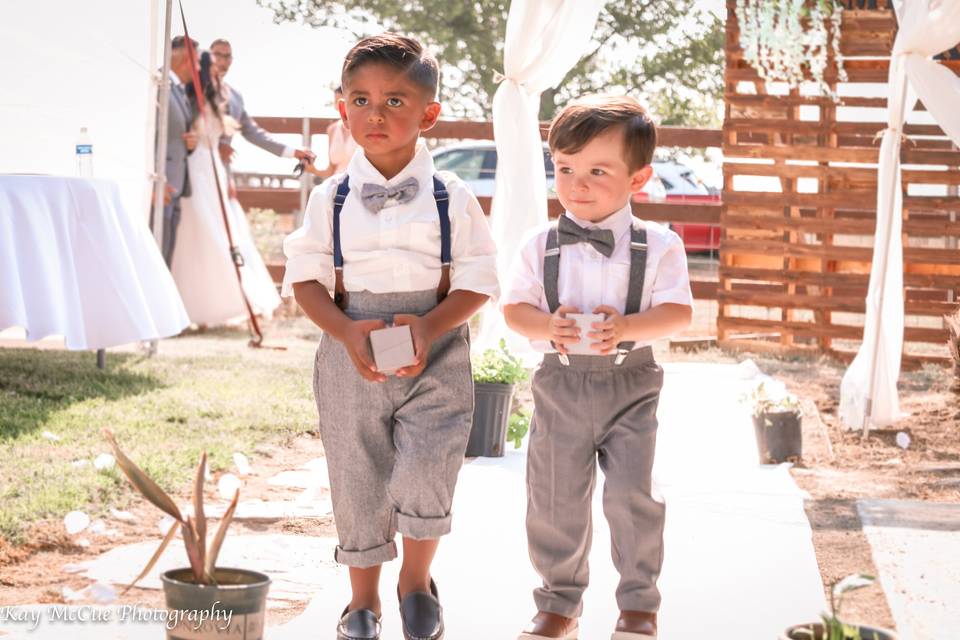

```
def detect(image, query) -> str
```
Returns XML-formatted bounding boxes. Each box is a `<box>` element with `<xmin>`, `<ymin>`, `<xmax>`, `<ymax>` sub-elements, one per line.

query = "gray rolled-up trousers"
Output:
<box><xmin>527</xmin><ymin>347</ymin><xmax>666</xmax><ymax>617</ymax></box>
<box><xmin>313</xmin><ymin>290</ymin><xmax>474</xmax><ymax>568</ymax></box>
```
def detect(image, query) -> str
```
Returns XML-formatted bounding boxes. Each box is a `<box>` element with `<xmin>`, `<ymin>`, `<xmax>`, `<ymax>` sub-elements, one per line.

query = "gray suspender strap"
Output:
<box><xmin>614</xmin><ymin>221</ymin><xmax>648</xmax><ymax>364</ymax></box>
<box><xmin>543</xmin><ymin>219</ymin><xmax>648</xmax><ymax>365</ymax></box>
<box><xmin>542</xmin><ymin>224</ymin><xmax>567</xmax><ymax>364</ymax></box>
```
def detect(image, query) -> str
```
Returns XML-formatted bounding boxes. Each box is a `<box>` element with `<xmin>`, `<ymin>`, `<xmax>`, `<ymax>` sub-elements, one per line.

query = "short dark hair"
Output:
<box><xmin>548</xmin><ymin>95</ymin><xmax>657</xmax><ymax>171</ymax></box>
<box><xmin>341</xmin><ymin>33</ymin><xmax>439</xmax><ymax>99</ymax></box>
<box><xmin>210</xmin><ymin>38</ymin><xmax>231</xmax><ymax>49</ymax></box>
<box><xmin>172</xmin><ymin>36</ymin><xmax>199</xmax><ymax>50</ymax></box>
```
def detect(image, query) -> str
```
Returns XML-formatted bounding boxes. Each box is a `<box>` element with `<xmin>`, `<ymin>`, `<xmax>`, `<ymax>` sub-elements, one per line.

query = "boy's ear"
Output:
<box><xmin>630</xmin><ymin>165</ymin><xmax>654</xmax><ymax>193</ymax></box>
<box><xmin>337</xmin><ymin>99</ymin><xmax>349</xmax><ymax>129</ymax></box>
<box><xmin>420</xmin><ymin>101</ymin><xmax>442</xmax><ymax>132</ymax></box>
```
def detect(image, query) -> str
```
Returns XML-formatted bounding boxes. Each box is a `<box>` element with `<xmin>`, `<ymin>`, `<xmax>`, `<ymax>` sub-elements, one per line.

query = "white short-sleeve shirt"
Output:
<box><xmin>501</xmin><ymin>202</ymin><xmax>693</xmax><ymax>352</ymax></box>
<box><xmin>281</xmin><ymin>143</ymin><xmax>500</xmax><ymax>302</ymax></box>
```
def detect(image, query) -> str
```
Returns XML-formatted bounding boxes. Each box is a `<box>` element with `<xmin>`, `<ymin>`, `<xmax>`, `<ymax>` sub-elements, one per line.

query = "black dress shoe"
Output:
<box><xmin>398</xmin><ymin>579</ymin><xmax>444</xmax><ymax>640</ymax></box>
<box><xmin>337</xmin><ymin>606</ymin><xmax>381</xmax><ymax>640</ymax></box>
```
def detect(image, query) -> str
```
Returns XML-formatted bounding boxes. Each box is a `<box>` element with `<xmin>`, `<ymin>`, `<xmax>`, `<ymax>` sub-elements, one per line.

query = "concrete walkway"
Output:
<box><xmin>276</xmin><ymin>362</ymin><xmax>827</xmax><ymax>638</ymax></box>
<box><xmin>0</xmin><ymin>362</ymin><xmax>828</xmax><ymax>639</ymax></box>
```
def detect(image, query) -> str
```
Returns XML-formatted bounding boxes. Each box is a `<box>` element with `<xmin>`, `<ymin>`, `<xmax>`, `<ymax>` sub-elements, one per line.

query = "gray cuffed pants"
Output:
<box><xmin>527</xmin><ymin>348</ymin><xmax>665</xmax><ymax>617</ymax></box>
<box><xmin>313</xmin><ymin>290</ymin><xmax>474</xmax><ymax>567</ymax></box>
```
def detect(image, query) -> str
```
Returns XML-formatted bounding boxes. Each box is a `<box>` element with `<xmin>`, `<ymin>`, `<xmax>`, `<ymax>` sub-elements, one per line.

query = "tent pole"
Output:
<box><xmin>152</xmin><ymin>0</ymin><xmax>174</xmax><ymax>248</ymax></box>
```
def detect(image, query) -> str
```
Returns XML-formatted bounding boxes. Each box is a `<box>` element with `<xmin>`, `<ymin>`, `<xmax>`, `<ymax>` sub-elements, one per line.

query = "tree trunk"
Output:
<box><xmin>947</xmin><ymin>307</ymin><xmax>960</xmax><ymax>393</ymax></box>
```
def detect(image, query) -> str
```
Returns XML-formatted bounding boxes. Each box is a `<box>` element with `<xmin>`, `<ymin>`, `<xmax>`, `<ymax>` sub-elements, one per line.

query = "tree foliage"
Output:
<box><xmin>258</xmin><ymin>0</ymin><xmax>724</xmax><ymax>125</ymax></box>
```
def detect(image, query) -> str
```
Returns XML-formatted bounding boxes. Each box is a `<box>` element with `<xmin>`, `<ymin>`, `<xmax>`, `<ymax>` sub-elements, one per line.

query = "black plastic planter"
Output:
<box><xmin>466</xmin><ymin>382</ymin><xmax>515</xmax><ymax>457</ymax></box>
<box><xmin>752</xmin><ymin>410</ymin><xmax>802</xmax><ymax>464</ymax></box>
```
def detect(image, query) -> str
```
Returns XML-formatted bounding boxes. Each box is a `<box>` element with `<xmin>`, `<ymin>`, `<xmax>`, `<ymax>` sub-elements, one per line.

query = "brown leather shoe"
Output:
<box><xmin>517</xmin><ymin>611</ymin><xmax>579</xmax><ymax>639</ymax></box>
<box><xmin>611</xmin><ymin>610</ymin><xmax>657</xmax><ymax>639</ymax></box>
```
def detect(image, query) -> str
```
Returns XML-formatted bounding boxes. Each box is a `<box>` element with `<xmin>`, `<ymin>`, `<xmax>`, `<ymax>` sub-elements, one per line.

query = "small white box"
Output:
<box><xmin>369</xmin><ymin>325</ymin><xmax>417</xmax><ymax>374</ymax></box>
<box><xmin>565</xmin><ymin>313</ymin><xmax>605</xmax><ymax>355</ymax></box>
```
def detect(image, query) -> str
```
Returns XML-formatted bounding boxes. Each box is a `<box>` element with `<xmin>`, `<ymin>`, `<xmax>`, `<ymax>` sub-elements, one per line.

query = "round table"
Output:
<box><xmin>0</xmin><ymin>175</ymin><xmax>189</xmax><ymax>358</ymax></box>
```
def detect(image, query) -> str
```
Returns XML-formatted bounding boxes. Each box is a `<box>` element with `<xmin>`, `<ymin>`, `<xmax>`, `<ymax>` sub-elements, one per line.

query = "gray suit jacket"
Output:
<box><xmin>162</xmin><ymin>79</ymin><xmax>195</xmax><ymax>199</ymax></box>
<box><xmin>223</xmin><ymin>86</ymin><xmax>288</xmax><ymax>157</ymax></box>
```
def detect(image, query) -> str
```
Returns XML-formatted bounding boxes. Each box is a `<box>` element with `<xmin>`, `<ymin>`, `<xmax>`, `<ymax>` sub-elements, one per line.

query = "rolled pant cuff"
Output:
<box><xmin>616</xmin><ymin>592</ymin><xmax>661</xmax><ymax>614</ymax></box>
<box><xmin>534</xmin><ymin>594</ymin><xmax>583</xmax><ymax>619</ymax></box>
<box><xmin>396</xmin><ymin>512</ymin><xmax>453</xmax><ymax>539</ymax></box>
<box><xmin>334</xmin><ymin>540</ymin><xmax>397</xmax><ymax>567</ymax></box>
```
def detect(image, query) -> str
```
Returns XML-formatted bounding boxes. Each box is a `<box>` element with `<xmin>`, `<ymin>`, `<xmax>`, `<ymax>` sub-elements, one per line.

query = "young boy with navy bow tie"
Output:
<box><xmin>503</xmin><ymin>95</ymin><xmax>693</xmax><ymax>640</ymax></box>
<box><xmin>282</xmin><ymin>33</ymin><xmax>499</xmax><ymax>640</ymax></box>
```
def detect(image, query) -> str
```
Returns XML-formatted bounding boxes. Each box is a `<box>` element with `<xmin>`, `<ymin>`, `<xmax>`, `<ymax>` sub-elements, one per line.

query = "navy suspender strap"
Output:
<box><xmin>433</xmin><ymin>176</ymin><xmax>452</xmax><ymax>303</ymax></box>
<box><xmin>330</xmin><ymin>174</ymin><xmax>452</xmax><ymax>310</ymax></box>
<box><xmin>332</xmin><ymin>176</ymin><xmax>350</xmax><ymax>309</ymax></box>
<box><xmin>541</xmin><ymin>219</ymin><xmax>648</xmax><ymax>365</ymax></box>
<box><xmin>614</xmin><ymin>222</ymin><xmax>648</xmax><ymax>364</ymax></box>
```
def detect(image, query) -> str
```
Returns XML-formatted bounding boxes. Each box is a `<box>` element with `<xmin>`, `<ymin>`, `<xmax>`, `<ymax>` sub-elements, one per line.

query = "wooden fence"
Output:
<box><xmin>720</xmin><ymin>0</ymin><xmax>960</xmax><ymax>367</ymax></box>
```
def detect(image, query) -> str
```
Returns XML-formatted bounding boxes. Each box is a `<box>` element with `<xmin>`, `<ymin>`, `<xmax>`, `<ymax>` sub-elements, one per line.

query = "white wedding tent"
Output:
<box><xmin>840</xmin><ymin>0</ymin><xmax>960</xmax><ymax>432</ymax></box>
<box><xmin>0</xmin><ymin>1</ymin><xmax>167</xmax><ymax>217</ymax></box>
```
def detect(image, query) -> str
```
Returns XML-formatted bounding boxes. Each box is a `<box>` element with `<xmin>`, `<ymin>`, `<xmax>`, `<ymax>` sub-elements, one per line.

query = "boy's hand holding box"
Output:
<box><xmin>369</xmin><ymin>325</ymin><xmax>418</xmax><ymax>374</ymax></box>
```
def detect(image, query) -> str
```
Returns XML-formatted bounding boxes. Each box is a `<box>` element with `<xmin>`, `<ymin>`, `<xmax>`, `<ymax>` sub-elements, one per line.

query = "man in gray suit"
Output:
<box><xmin>152</xmin><ymin>35</ymin><xmax>199</xmax><ymax>267</ymax></box>
<box><xmin>210</xmin><ymin>38</ymin><xmax>315</xmax><ymax>177</ymax></box>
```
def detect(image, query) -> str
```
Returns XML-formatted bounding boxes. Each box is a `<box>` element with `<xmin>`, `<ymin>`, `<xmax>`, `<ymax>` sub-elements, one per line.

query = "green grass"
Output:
<box><xmin>0</xmin><ymin>320</ymin><xmax>320</xmax><ymax>544</ymax></box>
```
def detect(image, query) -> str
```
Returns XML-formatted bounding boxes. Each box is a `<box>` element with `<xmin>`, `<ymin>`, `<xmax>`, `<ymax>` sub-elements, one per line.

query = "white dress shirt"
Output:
<box><xmin>501</xmin><ymin>202</ymin><xmax>693</xmax><ymax>352</ymax></box>
<box><xmin>282</xmin><ymin>143</ymin><xmax>500</xmax><ymax>301</ymax></box>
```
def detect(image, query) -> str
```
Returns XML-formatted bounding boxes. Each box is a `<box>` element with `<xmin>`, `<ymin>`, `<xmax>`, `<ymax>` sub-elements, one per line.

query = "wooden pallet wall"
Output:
<box><xmin>720</xmin><ymin>0</ymin><xmax>960</xmax><ymax>367</ymax></box>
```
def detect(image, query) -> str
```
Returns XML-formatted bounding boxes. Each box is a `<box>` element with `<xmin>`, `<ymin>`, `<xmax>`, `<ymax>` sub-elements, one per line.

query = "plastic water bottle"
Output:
<box><xmin>76</xmin><ymin>127</ymin><xmax>93</xmax><ymax>177</ymax></box>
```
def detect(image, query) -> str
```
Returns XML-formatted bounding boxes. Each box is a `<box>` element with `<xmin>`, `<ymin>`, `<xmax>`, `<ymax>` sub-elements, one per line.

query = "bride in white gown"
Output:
<box><xmin>172</xmin><ymin>53</ymin><xmax>280</xmax><ymax>327</ymax></box>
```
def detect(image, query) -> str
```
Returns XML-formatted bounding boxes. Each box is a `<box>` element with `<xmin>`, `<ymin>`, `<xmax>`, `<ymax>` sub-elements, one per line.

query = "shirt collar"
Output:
<box><xmin>348</xmin><ymin>141</ymin><xmax>435</xmax><ymax>187</ymax></box>
<box><xmin>168</xmin><ymin>70</ymin><xmax>182</xmax><ymax>88</ymax></box>
<box><xmin>564</xmin><ymin>201</ymin><xmax>634</xmax><ymax>239</ymax></box>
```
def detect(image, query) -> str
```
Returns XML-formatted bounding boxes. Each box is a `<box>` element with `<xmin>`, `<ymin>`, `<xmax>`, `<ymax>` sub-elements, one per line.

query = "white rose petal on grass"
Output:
<box><xmin>233</xmin><ymin>453</ymin><xmax>252</xmax><ymax>476</ymax></box>
<box><xmin>88</xmin><ymin>520</ymin><xmax>107</xmax><ymax>536</ymax></box>
<box><xmin>62</xmin><ymin>585</ymin><xmax>87</xmax><ymax>602</ymax></box>
<box><xmin>76</xmin><ymin>538</ymin><xmax>91</xmax><ymax>548</ymax></box>
<box><xmin>64</xmin><ymin>511</ymin><xmax>90</xmax><ymax>535</ymax></box>
<box><xmin>88</xmin><ymin>582</ymin><xmax>117</xmax><ymax>604</ymax></box>
<box><xmin>61</xmin><ymin>563</ymin><xmax>85</xmax><ymax>574</ymax></box>
<box><xmin>71</xmin><ymin>459</ymin><xmax>90</xmax><ymax>469</ymax></box>
<box><xmin>94</xmin><ymin>453</ymin><xmax>116</xmax><ymax>471</ymax></box>
<box><xmin>896</xmin><ymin>432</ymin><xmax>911</xmax><ymax>450</ymax></box>
<box><xmin>109</xmin><ymin>508</ymin><xmax>135</xmax><ymax>521</ymax></box>
<box><xmin>218</xmin><ymin>473</ymin><xmax>242</xmax><ymax>500</ymax></box>
<box><xmin>42</xmin><ymin>431</ymin><xmax>62</xmax><ymax>442</ymax></box>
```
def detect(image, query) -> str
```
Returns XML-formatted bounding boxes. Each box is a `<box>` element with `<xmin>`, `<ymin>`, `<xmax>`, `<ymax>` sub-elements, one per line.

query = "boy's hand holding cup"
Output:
<box><xmin>549</xmin><ymin>305</ymin><xmax>582</xmax><ymax>355</ymax></box>
<box><xmin>588</xmin><ymin>305</ymin><xmax>627</xmax><ymax>355</ymax></box>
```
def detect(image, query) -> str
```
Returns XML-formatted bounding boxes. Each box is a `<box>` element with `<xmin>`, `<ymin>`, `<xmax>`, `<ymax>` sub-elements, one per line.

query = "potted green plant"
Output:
<box><xmin>103</xmin><ymin>429</ymin><xmax>270</xmax><ymax>640</ymax></box>
<box><xmin>744</xmin><ymin>381</ymin><xmax>803</xmax><ymax>464</ymax></box>
<box><xmin>507</xmin><ymin>409</ymin><xmax>531</xmax><ymax>450</ymax></box>
<box><xmin>468</xmin><ymin>339</ymin><xmax>528</xmax><ymax>457</ymax></box>
<box><xmin>782</xmin><ymin>573</ymin><xmax>897</xmax><ymax>639</ymax></box>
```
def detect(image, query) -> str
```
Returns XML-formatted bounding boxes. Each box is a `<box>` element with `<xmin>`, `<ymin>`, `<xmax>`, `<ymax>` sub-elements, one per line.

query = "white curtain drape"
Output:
<box><xmin>0</xmin><ymin>2</ymin><xmax>163</xmax><ymax>219</ymax></box>
<box><xmin>477</xmin><ymin>0</ymin><xmax>606</xmax><ymax>355</ymax></box>
<box><xmin>840</xmin><ymin>0</ymin><xmax>960</xmax><ymax>430</ymax></box>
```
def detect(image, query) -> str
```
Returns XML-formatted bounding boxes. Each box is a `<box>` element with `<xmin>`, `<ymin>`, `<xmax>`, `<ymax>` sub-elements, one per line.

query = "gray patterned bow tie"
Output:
<box><xmin>360</xmin><ymin>177</ymin><xmax>420</xmax><ymax>213</ymax></box>
<box><xmin>557</xmin><ymin>215</ymin><xmax>616</xmax><ymax>257</ymax></box>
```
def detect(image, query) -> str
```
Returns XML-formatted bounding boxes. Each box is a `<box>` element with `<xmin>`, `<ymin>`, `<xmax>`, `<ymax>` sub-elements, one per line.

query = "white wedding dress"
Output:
<box><xmin>172</xmin><ymin>106</ymin><xmax>281</xmax><ymax>326</ymax></box>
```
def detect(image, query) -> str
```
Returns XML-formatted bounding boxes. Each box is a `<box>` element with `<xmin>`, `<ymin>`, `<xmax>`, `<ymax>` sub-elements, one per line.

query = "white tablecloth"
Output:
<box><xmin>0</xmin><ymin>175</ymin><xmax>189</xmax><ymax>349</ymax></box>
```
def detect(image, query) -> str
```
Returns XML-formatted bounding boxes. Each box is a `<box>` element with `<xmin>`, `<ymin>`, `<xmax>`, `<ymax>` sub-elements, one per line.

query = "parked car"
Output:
<box><xmin>431</xmin><ymin>142</ymin><xmax>720</xmax><ymax>252</ymax></box>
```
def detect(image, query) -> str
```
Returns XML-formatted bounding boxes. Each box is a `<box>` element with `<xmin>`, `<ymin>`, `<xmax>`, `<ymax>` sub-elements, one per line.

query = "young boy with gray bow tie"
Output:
<box><xmin>503</xmin><ymin>95</ymin><xmax>693</xmax><ymax>640</ymax></box>
<box><xmin>282</xmin><ymin>33</ymin><xmax>498</xmax><ymax>640</ymax></box>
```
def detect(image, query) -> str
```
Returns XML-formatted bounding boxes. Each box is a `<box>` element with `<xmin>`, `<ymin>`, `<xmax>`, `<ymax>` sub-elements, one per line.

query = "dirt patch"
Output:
<box><xmin>0</xmin><ymin>432</ymin><xmax>332</xmax><ymax>628</ymax></box>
